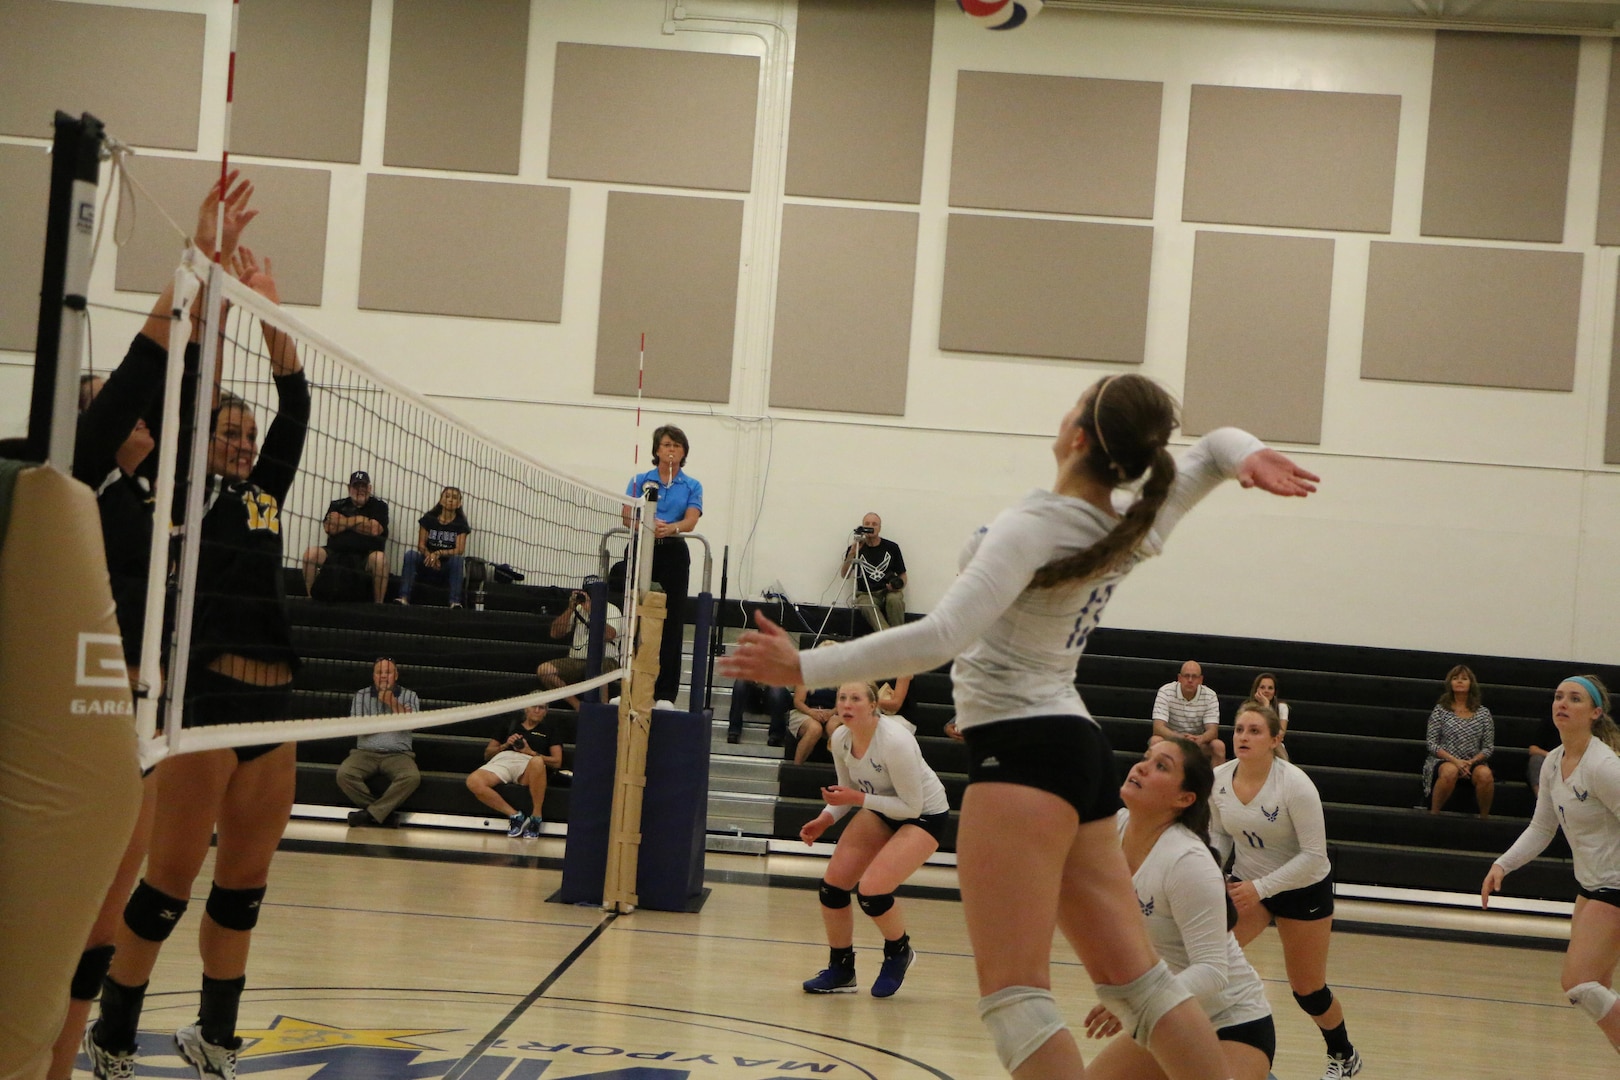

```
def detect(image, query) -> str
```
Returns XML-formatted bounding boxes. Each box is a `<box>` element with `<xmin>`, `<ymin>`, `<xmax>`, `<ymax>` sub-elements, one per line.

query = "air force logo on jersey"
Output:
<box><xmin>1261</xmin><ymin>805</ymin><xmax>1280</xmax><ymax>823</ymax></box>
<box><xmin>1573</xmin><ymin>785</ymin><xmax>1590</xmax><ymax>802</ymax></box>
<box><xmin>1137</xmin><ymin>894</ymin><xmax>1154</xmax><ymax>918</ymax></box>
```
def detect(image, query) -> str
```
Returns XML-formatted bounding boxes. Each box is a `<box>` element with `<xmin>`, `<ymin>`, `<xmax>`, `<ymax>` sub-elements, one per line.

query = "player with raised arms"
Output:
<box><xmin>1483</xmin><ymin>675</ymin><xmax>1620</xmax><ymax>1060</ymax></box>
<box><xmin>722</xmin><ymin>373</ymin><xmax>1318</xmax><ymax>1080</ymax></box>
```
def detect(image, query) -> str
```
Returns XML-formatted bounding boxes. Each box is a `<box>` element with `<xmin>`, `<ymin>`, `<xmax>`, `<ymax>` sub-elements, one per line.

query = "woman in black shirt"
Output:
<box><xmin>397</xmin><ymin>485</ymin><xmax>471</xmax><ymax>607</ymax></box>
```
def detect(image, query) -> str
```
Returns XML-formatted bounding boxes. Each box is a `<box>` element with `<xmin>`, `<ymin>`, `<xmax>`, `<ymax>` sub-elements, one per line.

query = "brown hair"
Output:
<box><xmin>1030</xmin><ymin>375</ymin><xmax>1178</xmax><ymax>589</ymax></box>
<box><xmin>651</xmin><ymin>424</ymin><xmax>690</xmax><ymax>466</ymax></box>
<box><xmin>1575</xmin><ymin>674</ymin><xmax>1620</xmax><ymax>754</ymax></box>
<box><xmin>1250</xmin><ymin>672</ymin><xmax>1282</xmax><ymax>704</ymax></box>
<box><xmin>1437</xmin><ymin>664</ymin><xmax>1482</xmax><ymax>713</ymax></box>
<box><xmin>1166</xmin><ymin>736</ymin><xmax>1215</xmax><ymax>844</ymax></box>
<box><xmin>1235</xmin><ymin>700</ymin><xmax>1281</xmax><ymax>738</ymax></box>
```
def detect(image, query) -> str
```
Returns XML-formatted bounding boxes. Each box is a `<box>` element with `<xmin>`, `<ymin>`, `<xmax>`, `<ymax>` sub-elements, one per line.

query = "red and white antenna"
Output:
<box><xmin>213</xmin><ymin>0</ymin><xmax>241</xmax><ymax>263</ymax></box>
<box><xmin>634</xmin><ymin>331</ymin><xmax>645</xmax><ymax>465</ymax></box>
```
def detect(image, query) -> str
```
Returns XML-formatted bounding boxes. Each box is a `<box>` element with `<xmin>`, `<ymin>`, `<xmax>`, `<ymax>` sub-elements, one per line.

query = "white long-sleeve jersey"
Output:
<box><xmin>1497</xmin><ymin>740</ymin><xmax>1620</xmax><ymax>892</ymax></box>
<box><xmin>824</xmin><ymin>716</ymin><xmax>951</xmax><ymax>824</ymax></box>
<box><xmin>798</xmin><ymin>428</ymin><xmax>1266</xmax><ymax>732</ymax></box>
<box><xmin>1209</xmin><ymin>758</ymin><xmax>1332</xmax><ymax>899</ymax></box>
<box><xmin>1116</xmin><ymin>811</ymin><xmax>1271</xmax><ymax>1029</ymax></box>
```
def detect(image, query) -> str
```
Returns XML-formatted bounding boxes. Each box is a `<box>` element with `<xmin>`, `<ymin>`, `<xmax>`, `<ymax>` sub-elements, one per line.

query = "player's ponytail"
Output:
<box><xmin>1031</xmin><ymin>374</ymin><xmax>1178</xmax><ymax>589</ymax></box>
<box><xmin>1580</xmin><ymin>674</ymin><xmax>1620</xmax><ymax>754</ymax></box>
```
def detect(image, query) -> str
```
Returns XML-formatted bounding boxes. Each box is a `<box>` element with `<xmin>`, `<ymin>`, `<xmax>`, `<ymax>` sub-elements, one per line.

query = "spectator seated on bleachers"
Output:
<box><xmin>303</xmin><ymin>469</ymin><xmax>389</xmax><ymax>603</ymax></box>
<box><xmin>1424</xmin><ymin>664</ymin><xmax>1496</xmax><ymax>819</ymax></box>
<box><xmin>336</xmin><ymin>658</ymin><xmax>420</xmax><ymax>828</ymax></box>
<box><xmin>538</xmin><ymin>586</ymin><xmax>620</xmax><ymax>708</ymax></box>
<box><xmin>876</xmin><ymin>674</ymin><xmax>916</xmax><ymax>733</ymax></box>
<box><xmin>1526</xmin><ymin>711</ymin><xmax>1559</xmax><ymax>797</ymax></box>
<box><xmin>1149</xmin><ymin>659</ymin><xmax>1226</xmax><ymax>765</ymax></box>
<box><xmin>728</xmin><ymin>678</ymin><xmax>790</xmax><ymax>746</ymax></box>
<box><xmin>466</xmin><ymin>703</ymin><xmax>564</xmax><ymax>839</ymax></box>
<box><xmin>787</xmin><ymin>642</ymin><xmax>842</xmax><ymax>764</ymax></box>
<box><xmin>397</xmin><ymin>485</ymin><xmax>470</xmax><ymax>608</ymax></box>
<box><xmin>1249</xmin><ymin>671</ymin><xmax>1291</xmax><ymax>760</ymax></box>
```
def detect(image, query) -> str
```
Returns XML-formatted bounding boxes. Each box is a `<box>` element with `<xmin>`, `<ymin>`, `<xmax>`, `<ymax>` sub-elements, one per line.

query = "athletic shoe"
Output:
<box><xmin>506</xmin><ymin>812</ymin><xmax>526</xmax><ymax>837</ymax></box>
<box><xmin>521</xmin><ymin>814</ymin><xmax>543</xmax><ymax>838</ymax></box>
<box><xmin>175</xmin><ymin>1024</ymin><xmax>237</xmax><ymax>1079</ymax></box>
<box><xmin>802</xmin><ymin>965</ymin><xmax>857</xmax><ymax>994</ymax></box>
<box><xmin>82</xmin><ymin>1028</ymin><xmax>136</xmax><ymax>1080</ymax></box>
<box><xmin>871</xmin><ymin>945</ymin><xmax>915</xmax><ymax>998</ymax></box>
<box><xmin>654</xmin><ymin>699</ymin><xmax>677</xmax><ymax>711</ymax></box>
<box><xmin>1321</xmin><ymin>1049</ymin><xmax>1363</xmax><ymax>1079</ymax></box>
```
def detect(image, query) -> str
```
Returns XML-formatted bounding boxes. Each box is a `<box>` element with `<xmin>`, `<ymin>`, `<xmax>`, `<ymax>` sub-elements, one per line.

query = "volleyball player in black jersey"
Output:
<box><xmin>85</xmin><ymin>241</ymin><xmax>309</xmax><ymax>1080</ymax></box>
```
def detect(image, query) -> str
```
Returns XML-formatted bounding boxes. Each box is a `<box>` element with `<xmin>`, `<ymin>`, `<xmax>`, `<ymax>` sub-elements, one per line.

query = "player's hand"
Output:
<box><xmin>1227</xmin><ymin>879</ymin><xmax>1261</xmax><ymax>913</ymax></box>
<box><xmin>1480</xmin><ymin>864</ymin><xmax>1505</xmax><ymax>909</ymax></box>
<box><xmin>800</xmin><ymin>813</ymin><xmax>832</xmax><ymax>845</ymax></box>
<box><xmin>1238</xmin><ymin>448</ymin><xmax>1319</xmax><ymax>497</ymax></box>
<box><xmin>1082</xmin><ymin>1004</ymin><xmax>1122</xmax><ymax>1039</ymax></box>
<box><xmin>230</xmin><ymin>246</ymin><xmax>280</xmax><ymax>303</ymax></box>
<box><xmin>196</xmin><ymin>170</ymin><xmax>257</xmax><ymax>262</ymax></box>
<box><xmin>944</xmin><ymin>720</ymin><xmax>964</xmax><ymax>742</ymax></box>
<box><xmin>821</xmin><ymin>785</ymin><xmax>863</xmax><ymax>807</ymax></box>
<box><xmin>716</xmin><ymin>612</ymin><xmax>804</xmax><ymax>688</ymax></box>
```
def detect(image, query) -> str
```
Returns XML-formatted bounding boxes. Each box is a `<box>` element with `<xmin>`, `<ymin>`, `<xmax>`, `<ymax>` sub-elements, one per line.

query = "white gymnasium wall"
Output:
<box><xmin>3</xmin><ymin>0</ymin><xmax>1617</xmax><ymax>664</ymax></box>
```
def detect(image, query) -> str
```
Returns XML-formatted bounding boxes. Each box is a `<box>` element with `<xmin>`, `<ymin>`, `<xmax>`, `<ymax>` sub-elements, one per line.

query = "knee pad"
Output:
<box><xmin>205</xmin><ymin>883</ymin><xmax>267</xmax><ymax>932</ymax></box>
<box><xmin>1569</xmin><ymin>981</ymin><xmax>1619</xmax><ymax>1023</ymax></box>
<box><xmin>123</xmin><ymin>880</ymin><xmax>189</xmax><ymax>942</ymax></box>
<box><xmin>856</xmin><ymin>889</ymin><xmax>895</xmax><ymax>918</ymax></box>
<box><xmin>71</xmin><ymin>945</ymin><xmax>116</xmax><ymax>1001</ymax></box>
<box><xmin>1293</xmin><ymin>985</ymin><xmax>1335</xmax><ymax>1017</ymax></box>
<box><xmin>977</xmin><ymin>986</ymin><xmax>1066</xmax><ymax>1073</ymax></box>
<box><xmin>817</xmin><ymin>880</ymin><xmax>852</xmax><ymax>910</ymax></box>
<box><xmin>1095</xmin><ymin>960</ymin><xmax>1192</xmax><ymax>1046</ymax></box>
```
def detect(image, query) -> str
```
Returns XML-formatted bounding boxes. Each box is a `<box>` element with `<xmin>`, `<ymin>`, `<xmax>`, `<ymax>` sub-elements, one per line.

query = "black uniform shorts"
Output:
<box><xmin>962</xmin><ymin>715</ymin><xmax>1122</xmax><ymax>823</ymax></box>
<box><xmin>186</xmin><ymin>665</ymin><xmax>292</xmax><ymax>764</ymax></box>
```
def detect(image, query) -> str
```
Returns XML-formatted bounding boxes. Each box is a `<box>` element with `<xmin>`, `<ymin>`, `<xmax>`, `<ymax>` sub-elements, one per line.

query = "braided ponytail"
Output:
<box><xmin>1032</xmin><ymin>374</ymin><xmax>1178</xmax><ymax>590</ymax></box>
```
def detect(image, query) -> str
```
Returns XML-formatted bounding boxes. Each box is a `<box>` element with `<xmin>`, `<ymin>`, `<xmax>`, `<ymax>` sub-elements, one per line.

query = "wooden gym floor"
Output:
<box><xmin>83</xmin><ymin>821</ymin><xmax>1612</xmax><ymax>1079</ymax></box>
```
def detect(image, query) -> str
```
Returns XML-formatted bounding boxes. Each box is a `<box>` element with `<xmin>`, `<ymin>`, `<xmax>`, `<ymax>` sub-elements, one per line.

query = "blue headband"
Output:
<box><xmin>1563</xmin><ymin>676</ymin><xmax>1606</xmax><ymax>709</ymax></box>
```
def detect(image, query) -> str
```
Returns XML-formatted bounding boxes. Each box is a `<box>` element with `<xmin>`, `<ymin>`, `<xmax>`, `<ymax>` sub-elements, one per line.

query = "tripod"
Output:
<box><xmin>841</xmin><ymin>529</ymin><xmax>897</xmax><ymax>633</ymax></box>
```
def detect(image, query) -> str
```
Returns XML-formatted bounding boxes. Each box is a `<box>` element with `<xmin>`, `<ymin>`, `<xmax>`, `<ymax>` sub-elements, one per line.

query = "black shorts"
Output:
<box><xmin>312</xmin><ymin>548</ymin><xmax>375</xmax><ymax>602</ymax></box>
<box><xmin>1578</xmin><ymin>885</ymin><xmax>1620</xmax><ymax>910</ymax></box>
<box><xmin>1217</xmin><ymin>1014</ymin><xmax>1276</xmax><ymax>1064</ymax></box>
<box><xmin>872</xmin><ymin>808</ymin><xmax>950</xmax><ymax>843</ymax></box>
<box><xmin>1258</xmin><ymin>874</ymin><xmax>1335</xmax><ymax>921</ymax></box>
<box><xmin>963</xmin><ymin>715</ymin><xmax>1122</xmax><ymax>823</ymax></box>
<box><xmin>185</xmin><ymin>666</ymin><xmax>292</xmax><ymax>764</ymax></box>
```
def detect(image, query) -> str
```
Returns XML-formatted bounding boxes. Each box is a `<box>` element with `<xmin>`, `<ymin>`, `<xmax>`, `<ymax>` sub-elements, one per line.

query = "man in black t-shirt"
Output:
<box><xmin>465</xmin><ymin>704</ymin><xmax>565</xmax><ymax>838</ymax></box>
<box><xmin>302</xmin><ymin>470</ymin><xmax>390</xmax><ymax>603</ymax></box>
<box><xmin>840</xmin><ymin>512</ymin><xmax>907</xmax><ymax>633</ymax></box>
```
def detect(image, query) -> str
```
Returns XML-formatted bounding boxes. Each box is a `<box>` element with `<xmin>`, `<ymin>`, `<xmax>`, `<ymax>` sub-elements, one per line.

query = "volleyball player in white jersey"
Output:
<box><xmin>723</xmin><ymin>373</ymin><xmax>1318</xmax><ymax>1080</ymax></box>
<box><xmin>800</xmin><ymin>682</ymin><xmax>951</xmax><ymax>998</ymax></box>
<box><xmin>1083</xmin><ymin>737</ymin><xmax>1274</xmax><ymax>1080</ymax></box>
<box><xmin>1483</xmin><ymin>675</ymin><xmax>1620</xmax><ymax>1057</ymax></box>
<box><xmin>1210</xmin><ymin>702</ymin><xmax>1361</xmax><ymax>1080</ymax></box>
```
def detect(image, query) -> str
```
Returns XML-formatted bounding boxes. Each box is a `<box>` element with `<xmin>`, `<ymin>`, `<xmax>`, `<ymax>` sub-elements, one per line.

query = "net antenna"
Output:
<box><xmin>134</xmin><ymin>244</ymin><xmax>639</xmax><ymax>767</ymax></box>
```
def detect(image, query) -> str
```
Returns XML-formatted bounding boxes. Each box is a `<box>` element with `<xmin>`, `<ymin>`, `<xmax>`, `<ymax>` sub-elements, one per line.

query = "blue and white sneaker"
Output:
<box><xmin>175</xmin><ymin>1024</ymin><xmax>237</xmax><ymax>1079</ymax></box>
<box><xmin>506</xmin><ymin>812</ymin><xmax>526</xmax><ymax>837</ymax></box>
<box><xmin>82</xmin><ymin>1028</ymin><xmax>136</xmax><ymax>1080</ymax></box>
<box><xmin>871</xmin><ymin>944</ymin><xmax>915</xmax><ymax>998</ymax></box>
<box><xmin>1321</xmin><ymin>1049</ymin><xmax>1363</xmax><ymax>1080</ymax></box>
<box><xmin>521</xmin><ymin>814</ymin><xmax>542</xmax><ymax>838</ymax></box>
<box><xmin>802</xmin><ymin>965</ymin><xmax>857</xmax><ymax>994</ymax></box>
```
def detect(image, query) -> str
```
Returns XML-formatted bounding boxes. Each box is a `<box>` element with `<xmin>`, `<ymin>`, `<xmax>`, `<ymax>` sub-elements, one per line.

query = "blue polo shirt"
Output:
<box><xmin>627</xmin><ymin>468</ymin><xmax>703</xmax><ymax>524</ymax></box>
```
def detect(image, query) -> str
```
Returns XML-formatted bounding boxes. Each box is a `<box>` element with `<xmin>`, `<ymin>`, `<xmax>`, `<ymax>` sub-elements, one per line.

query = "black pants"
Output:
<box><xmin>650</xmin><ymin>538</ymin><xmax>690</xmax><ymax>703</ymax></box>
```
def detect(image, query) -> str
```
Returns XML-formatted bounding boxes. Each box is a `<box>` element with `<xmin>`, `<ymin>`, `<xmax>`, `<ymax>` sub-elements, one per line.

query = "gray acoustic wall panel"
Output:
<box><xmin>949</xmin><ymin>71</ymin><xmax>1161</xmax><ymax>219</ymax></box>
<box><xmin>1598</xmin><ymin>41</ymin><xmax>1620</xmax><ymax>246</ymax></box>
<box><xmin>0</xmin><ymin>143</ymin><xmax>51</xmax><ymax>352</ymax></box>
<box><xmin>1362</xmin><ymin>242</ymin><xmax>1582</xmax><ymax>391</ymax></box>
<box><xmin>1183</xmin><ymin>85</ymin><xmax>1400</xmax><ymax>234</ymax></box>
<box><xmin>114</xmin><ymin>157</ymin><xmax>330</xmax><ymax>307</ymax></box>
<box><xmin>549</xmin><ymin>43</ymin><xmax>759</xmax><ymax>193</ymax></box>
<box><xmin>594</xmin><ymin>192</ymin><xmax>743</xmax><ymax>403</ymax></box>
<box><xmin>360</xmin><ymin>175</ymin><xmax>568</xmax><ymax>323</ymax></box>
<box><xmin>1421</xmin><ymin>32</ymin><xmax>1578</xmax><ymax>243</ymax></box>
<box><xmin>1182</xmin><ymin>231</ymin><xmax>1334</xmax><ymax>444</ymax></box>
<box><xmin>770</xmin><ymin>204</ymin><xmax>918</xmax><ymax>416</ymax></box>
<box><xmin>0</xmin><ymin>0</ymin><xmax>204</xmax><ymax>150</ymax></box>
<box><xmin>785</xmin><ymin>0</ymin><xmax>934</xmax><ymax>204</ymax></box>
<box><xmin>234</xmin><ymin>0</ymin><xmax>371</xmax><ymax>164</ymax></box>
<box><xmin>939</xmin><ymin>214</ymin><xmax>1153</xmax><ymax>364</ymax></box>
<box><xmin>384</xmin><ymin>0</ymin><xmax>528</xmax><ymax>175</ymax></box>
<box><xmin>1610</xmin><ymin>279</ymin><xmax>1620</xmax><ymax>463</ymax></box>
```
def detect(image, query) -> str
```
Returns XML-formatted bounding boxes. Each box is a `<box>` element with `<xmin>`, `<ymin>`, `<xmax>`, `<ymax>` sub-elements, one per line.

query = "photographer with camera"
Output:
<box><xmin>841</xmin><ymin>513</ymin><xmax>907</xmax><ymax>634</ymax></box>
<box><xmin>466</xmin><ymin>703</ymin><xmax>565</xmax><ymax>839</ymax></box>
<box><xmin>537</xmin><ymin>584</ymin><xmax>621</xmax><ymax>709</ymax></box>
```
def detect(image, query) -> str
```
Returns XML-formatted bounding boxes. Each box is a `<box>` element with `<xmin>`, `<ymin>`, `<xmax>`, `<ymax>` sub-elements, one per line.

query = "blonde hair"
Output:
<box><xmin>1575</xmin><ymin>674</ymin><xmax>1620</xmax><ymax>754</ymax></box>
<box><xmin>1234</xmin><ymin>700</ymin><xmax>1281</xmax><ymax>738</ymax></box>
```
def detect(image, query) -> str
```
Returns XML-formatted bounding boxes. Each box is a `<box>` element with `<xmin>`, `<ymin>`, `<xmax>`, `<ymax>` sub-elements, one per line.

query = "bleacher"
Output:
<box><xmin>283</xmin><ymin>582</ymin><xmax>1603</xmax><ymax>903</ymax></box>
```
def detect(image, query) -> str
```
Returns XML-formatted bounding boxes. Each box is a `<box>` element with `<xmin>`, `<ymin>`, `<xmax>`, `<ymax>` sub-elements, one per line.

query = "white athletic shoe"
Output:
<box><xmin>82</xmin><ymin>1028</ymin><xmax>136</xmax><ymax>1080</ymax></box>
<box><xmin>175</xmin><ymin>1024</ymin><xmax>237</xmax><ymax>1079</ymax></box>
<box><xmin>654</xmin><ymin>699</ymin><xmax>677</xmax><ymax>711</ymax></box>
<box><xmin>1321</xmin><ymin>1049</ymin><xmax>1363</xmax><ymax>1080</ymax></box>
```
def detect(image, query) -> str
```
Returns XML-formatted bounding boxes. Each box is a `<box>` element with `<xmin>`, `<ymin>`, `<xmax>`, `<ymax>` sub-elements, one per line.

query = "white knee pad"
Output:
<box><xmin>1094</xmin><ymin>960</ymin><xmax>1192</xmax><ymax>1047</ymax></box>
<box><xmin>977</xmin><ymin>986</ymin><xmax>1066</xmax><ymax>1073</ymax></box>
<box><xmin>1569</xmin><ymin>981</ymin><xmax>1619</xmax><ymax>1023</ymax></box>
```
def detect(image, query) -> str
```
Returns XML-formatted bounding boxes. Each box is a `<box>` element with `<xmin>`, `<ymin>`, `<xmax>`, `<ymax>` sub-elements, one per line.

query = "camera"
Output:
<box><xmin>854</xmin><ymin>526</ymin><xmax>874</xmax><ymax>535</ymax></box>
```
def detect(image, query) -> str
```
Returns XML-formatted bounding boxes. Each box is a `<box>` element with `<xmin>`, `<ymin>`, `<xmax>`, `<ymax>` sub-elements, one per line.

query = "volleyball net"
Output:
<box><xmin>127</xmin><ymin>246</ymin><xmax>645</xmax><ymax>764</ymax></box>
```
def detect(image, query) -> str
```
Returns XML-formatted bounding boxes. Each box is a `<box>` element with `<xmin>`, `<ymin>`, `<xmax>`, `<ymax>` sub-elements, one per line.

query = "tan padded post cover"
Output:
<box><xmin>0</xmin><ymin>465</ymin><xmax>140</xmax><ymax>1080</ymax></box>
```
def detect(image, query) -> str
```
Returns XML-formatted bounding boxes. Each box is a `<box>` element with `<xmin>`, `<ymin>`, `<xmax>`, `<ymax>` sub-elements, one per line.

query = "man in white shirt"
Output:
<box><xmin>538</xmin><ymin>588</ymin><xmax>621</xmax><ymax>708</ymax></box>
<box><xmin>1150</xmin><ymin>660</ymin><xmax>1225</xmax><ymax>764</ymax></box>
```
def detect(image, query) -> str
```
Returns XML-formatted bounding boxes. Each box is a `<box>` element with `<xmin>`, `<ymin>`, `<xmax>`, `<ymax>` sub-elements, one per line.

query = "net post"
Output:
<box><xmin>605</xmin><ymin>589</ymin><xmax>662</xmax><ymax>913</ymax></box>
<box><xmin>28</xmin><ymin>111</ymin><xmax>104</xmax><ymax>468</ymax></box>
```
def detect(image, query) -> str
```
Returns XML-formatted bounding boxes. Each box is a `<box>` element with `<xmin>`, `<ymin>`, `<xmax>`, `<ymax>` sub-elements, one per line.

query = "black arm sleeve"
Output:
<box><xmin>252</xmin><ymin>370</ymin><xmax>310</xmax><ymax>504</ymax></box>
<box><xmin>72</xmin><ymin>334</ymin><xmax>168</xmax><ymax>485</ymax></box>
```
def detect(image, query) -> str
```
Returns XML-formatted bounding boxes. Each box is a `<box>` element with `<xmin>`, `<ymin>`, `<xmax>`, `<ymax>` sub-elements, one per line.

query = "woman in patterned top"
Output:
<box><xmin>1424</xmin><ymin>664</ymin><xmax>1495</xmax><ymax>818</ymax></box>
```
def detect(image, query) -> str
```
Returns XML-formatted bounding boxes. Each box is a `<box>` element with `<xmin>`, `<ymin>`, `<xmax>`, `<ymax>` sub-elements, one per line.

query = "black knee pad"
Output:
<box><xmin>857</xmin><ymin>889</ymin><xmax>896</xmax><ymax>918</ymax></box>
<box><xmin>71</xmin><ymin>945</ymin><xmax>116</xmax><ymax>1001</ymax></box>
<box><xmin>205</xmin><ymin>883</ymin><xmax>266</xmax><ymax>932</ymax></box>
<box><xmin>818</xmin><ymin>880</ymin><xmax>852</xmax><ymax>909</ymax></box>
<box><xmin>124</xmin><ymin>880</ymin><xmax>189</xmax><ymax>942</ymax></box>
<box><xmin>1293</xmin><ymin>986</ymin><xmax>1335</xmax><ymax>1016</ymax></box>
